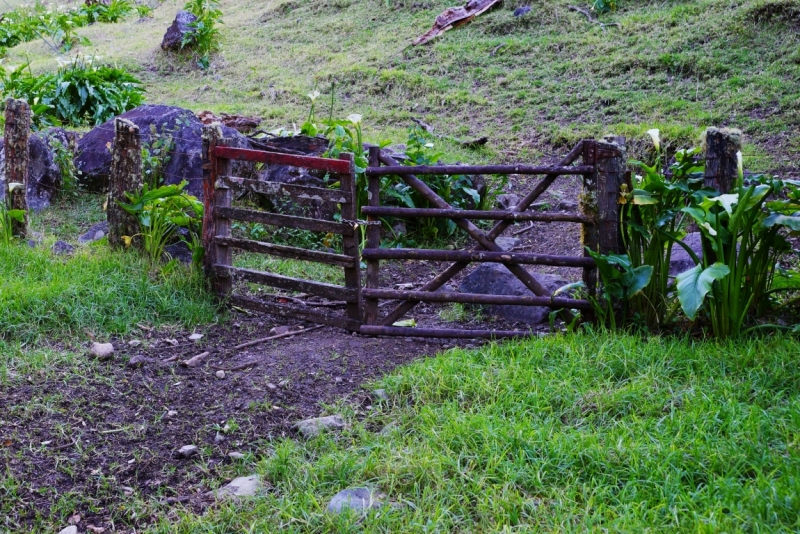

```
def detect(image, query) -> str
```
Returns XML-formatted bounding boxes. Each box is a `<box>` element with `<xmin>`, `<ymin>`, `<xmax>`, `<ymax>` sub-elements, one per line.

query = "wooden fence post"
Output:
<box><xmin>363</xmin><ymin>146</ymin><xmax>381</xmax><ymax>325</ymax></box>
<box><xmin>201</xmin><ymin>124</ymin><xmax>232</xmax><ymax>298</ymax></box>
<box><xmin>581</xmin><ymin>138</ymin><xmax>626</xmax><ymax>297</ymax></box>
<box><xmin>4</xmin><ymin>98</ymin><xmax>30</xmax><ymax>238</ymax></box>
<box><xmin>704</xmin><ymin>127</ymin><xmax>742</xmax><ymax>193</ymax></box>
<box><xmin>108</xmin><ymin>118</ymin><xmax>142</xmax><ymax>248</ymax></box>
<box><xmin>338</xmin><ymin>152</ymin><xmax>362</xmax><ymax>328</ymax></box>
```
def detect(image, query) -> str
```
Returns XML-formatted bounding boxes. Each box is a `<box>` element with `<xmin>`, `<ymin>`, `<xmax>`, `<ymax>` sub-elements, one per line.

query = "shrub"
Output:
<box><xmin>181</xmin><ymin>0</ymin><xmax>223</xmax><ymax>70</ymax></box>
<box><xmin>0</xmin><ymin>57</ymin><xmax>145</xmax><ymax>127</ymax></box>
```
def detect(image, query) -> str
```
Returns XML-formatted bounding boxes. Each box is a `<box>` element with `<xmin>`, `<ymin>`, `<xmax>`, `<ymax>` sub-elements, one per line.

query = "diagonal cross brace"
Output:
<box><xmin>378</xmin><ymin>141</ymin><xmax>586</xmax><ymax>326</ymax></box>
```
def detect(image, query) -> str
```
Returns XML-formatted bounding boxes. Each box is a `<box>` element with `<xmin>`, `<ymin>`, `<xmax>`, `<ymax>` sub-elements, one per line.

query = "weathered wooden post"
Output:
<box><xmin>338</xmin><ymin>152</ymin><xmax>362</xmax><ymax>328</ymax></box>
<box><xmin>363</xmin><ymin>146</ymin><xmax>382</xmax><ymax>326</ymax></box>
<box><xmin>4</xmin><ymin>98</ymin><xmax>31</xmax><ymax>238</ymax></box>
<box><xmin>704</xmin><ymin>127</ymin><xmax>742</xmax><ymax>193</ymax></box>
<box><xmin>581</xmin><ymin>138</ymin><xmax>626</xmax><ymax>298</ymax></box>
<box><xmin>201</xmin><ymin>124</ymin><xmax>232</xmax><ymax>298</ymax></box>
<box><xmin>108</xmin><ymin>118</ymin><xmax>142</xmax><ymax>248</ymax></box>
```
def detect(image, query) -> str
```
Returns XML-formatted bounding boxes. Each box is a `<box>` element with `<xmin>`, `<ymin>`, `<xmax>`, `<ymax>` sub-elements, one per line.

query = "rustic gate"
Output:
<box><xmin>201</xmin><ymin>125</ymin><xmax>362</xmax><ymax>332</ymax></box>
<box><xmin>202</xmin><ymin>126</ymin><xmax>626</xmax><ymax>338</ymax></box>
<box><xmin>359</xmin><ymin>139</ymin><xmax>626</xmax><ymax>338</ymax></box>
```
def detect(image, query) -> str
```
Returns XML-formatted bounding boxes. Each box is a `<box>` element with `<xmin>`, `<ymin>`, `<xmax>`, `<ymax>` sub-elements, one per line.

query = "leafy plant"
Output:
<box><xmin>141</xmin><ymin>125</ymin><xmax>175</xmax><ymax>189</ymax></box>
<box><xmin>0</xmin><ymin>57</ymin><xmax>145</xmax><ymax>127</ymax></box>
<box><xmin>181</xmin><ymin>0</ymin><xmax>223</xmax><ymax>70</ymax></box>
<box><xmin>49</xmin><ymin>138</ymin><xmax>78</xmax><ymax>197</ymax></box>
<box><xmin>118</xmin><ymin>181</ymin><xmax>203</xmax><ymax>265</ymax></box>
<box><xmin>584</xmin><ymin>249</ymin><xmax>653</xmax><ymax>329</ymax></box>
<box><xmin>0</xmin><ymin>196</ymin><xmax>25</xmax><ymax>247</ymax></box>
<box><xmin>592</xmin><ymin>0</ymin><xmax>617</xmax><ymax>14</ymax></box>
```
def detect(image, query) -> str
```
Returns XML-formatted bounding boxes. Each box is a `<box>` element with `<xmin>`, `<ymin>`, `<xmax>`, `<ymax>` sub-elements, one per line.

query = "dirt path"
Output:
<box><xmin>2</xmin><ymin>312</ymin><xmax>474</xmax><ymax>531</ymax></box>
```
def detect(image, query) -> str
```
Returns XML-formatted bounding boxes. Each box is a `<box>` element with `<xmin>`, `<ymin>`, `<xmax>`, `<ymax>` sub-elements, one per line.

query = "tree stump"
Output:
<box><xmin>4</xmin><ymin>98</ymin><xmax>31</xmax><ymax>239</ymax></box>
<box><xmin>108</xmin><ymin>118</ymin><xmax>143</xmax><ymax>248</ymax></box>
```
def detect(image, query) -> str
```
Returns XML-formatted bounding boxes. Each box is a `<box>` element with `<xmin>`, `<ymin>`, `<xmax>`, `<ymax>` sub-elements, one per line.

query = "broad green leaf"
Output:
<box><xmin>631</xmin><ymin>189</ymin><xmax>659</xmax><ymax>205</ymax></box>
<box><xmin>676</xmin><ymin>262</ymin><xmax>730</xmax><ymax>320</ymax></box>
<box><xmin>392</xmin><ymin>319</ymin><xmax>416</xmax><ymax>327</ymax></box>
<box><xmin>623</xmin><ymin>265</ymin><xmax>653</xmax><ymax>298</ymax></box>
<box><xmin>763</xmin><ymin>213</ymin><xmax>800</xmax><ymax>231</ymax></box>
<box><xmin>553</xmin><ymin>281</ymin><xmax>585</xmax><ymax>297</ymax></box>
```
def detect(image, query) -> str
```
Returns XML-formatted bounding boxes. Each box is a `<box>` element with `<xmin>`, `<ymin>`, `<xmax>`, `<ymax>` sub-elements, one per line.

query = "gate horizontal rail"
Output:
<box><xmin>365</xmin><ymin>164</ymin><xmax>594</xmax><ymax>176</ymax></box>
<box><xmin>360</xmin><ymin>248</ymin><xmax>595</xmax><ymax>267</ymax></box>
<box><xmin>361</xmin><ymin>288</ymin><xmax>593</xmax><ymax>310</ymax></box>
<box><xmin>361</xmin><ymin>206</ymin><xmax>591</xmax><ymax>223</ymax></box>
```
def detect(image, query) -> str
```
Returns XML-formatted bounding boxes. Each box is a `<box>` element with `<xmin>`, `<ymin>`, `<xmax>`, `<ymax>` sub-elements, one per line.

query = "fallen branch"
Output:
<box><xmin>411</xmin><ymin>118</ymin><xmax>489</xmax><ymax>150</ymax></box>
<box><xmin>568</xmin><ymin>5</ymin><xmax>621</xmax><ymax>30</ymax></box>
<box><xmin>162</xmin><ymin>354</ymin><xmax>180</xmax><ymax>363</ymax></box>
<box><xmin>233</xmin><ymin>325</ymin><xmax>324</xmax><ymax>351</ymax></box>
<box><xmin>210</xmin><ymin>361</ymin><xmax>259</xmax><ymax>372</ymax></box>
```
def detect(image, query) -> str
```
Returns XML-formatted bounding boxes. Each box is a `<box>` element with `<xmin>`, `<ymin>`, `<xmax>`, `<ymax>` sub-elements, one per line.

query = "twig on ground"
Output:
<box><xmin>490</xmin><ymin>43</ymin><xmax>505</xmax><ymax>56</ymax></box>
<box><xmin>233</xmin><ymin>325</ymin><xmax>325</xmax><ymax>351</ymax></box>
<box><xmin>210</xmin><ymin>361</ymin><xmax>259</xmax><ymax>372</ymax></box>
<box><xmin>411</xmin><ymin>117</ymin><xmax>434</xmax><ymax>133</ymax></box>
<box><xmin>51</xmin><ymin>439</ymin><xmax>78</xmax><ymax>450</ymax></box>
<box><xmin>162</xmin><ymin>355</ymin><xmax>180</xmax><ymax>363</ymax></box>
<box><xmin>568</xmin><ymin>5</ymin><xmax>621</xmax><ymax>30</ymax></box>
<box><xmin>512</xmin><ymin>222</ymin><xmax>535</xmax><ymax>236</ymax></box>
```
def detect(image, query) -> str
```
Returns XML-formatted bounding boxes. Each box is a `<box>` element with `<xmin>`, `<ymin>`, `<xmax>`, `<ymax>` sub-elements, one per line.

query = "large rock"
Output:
<box><xmin>161</xmin><ymin>10</ymin><xmax>197</xmax><ymax>50</ymax></box>
<box><xmin>74</xmin><ymin>105</ymin><xmax>255</xmax><ymax>197</ymax></box>
<box><xmin>459</xmin><ymin>264</ymin><xmax>569</xmax><ymax>324</ymax></box>
<box><xmin>326</xmin><ymin>488</ymin><xmax>382</xmax><ymax>514</ymax></box>
<box><xmin>669</xmin><ymin>232</ymin><xmax>703</xmax><ymax>275</ymax></box>
<box><xmin>294</xmin><ymin>415</ymin><xmax>346</xmax><ymax>438</ymax></box>
<box><xmin>0</xmin><ymin>131</ymin><xmax>68</xmax><ymax>211</ymax></box>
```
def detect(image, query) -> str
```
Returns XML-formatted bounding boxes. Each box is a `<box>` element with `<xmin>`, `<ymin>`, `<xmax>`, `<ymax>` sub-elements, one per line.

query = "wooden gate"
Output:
<box><xmin>201</xmin><ymin>126</ymin><xmax>625</xmax><ymax>338</ymax></box>
<box><xmin>359</xmin><ymin>139</ymin><xmax>626</xmax><ymax>339</ymax></box>
<box><xmin>201</xmin><ymin>126</ymin><xmax>362</xmax><ymax>332</ymax></box>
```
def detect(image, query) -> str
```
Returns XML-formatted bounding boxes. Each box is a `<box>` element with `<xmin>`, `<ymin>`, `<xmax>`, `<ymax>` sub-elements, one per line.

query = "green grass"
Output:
<box><xmin>6</xmin><ymin>0</ymin><xmax>799</xmax><ymax>169</ymax></box>
<box><xmin>0</xmin><ymin>242</ymin><xmax>218</xmax><ymax>344</ymax></box>
<box><xmin>136</xmin><ymin>331</ymin><xmax>800</xmax><ymax>532</ymax></box>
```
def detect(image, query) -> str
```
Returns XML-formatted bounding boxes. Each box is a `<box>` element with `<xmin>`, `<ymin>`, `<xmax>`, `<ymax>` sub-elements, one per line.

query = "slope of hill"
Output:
<box><xmin>5</xmin><ymin>0</ymin><xmax>800</xmax><ymax>166</ymax></box>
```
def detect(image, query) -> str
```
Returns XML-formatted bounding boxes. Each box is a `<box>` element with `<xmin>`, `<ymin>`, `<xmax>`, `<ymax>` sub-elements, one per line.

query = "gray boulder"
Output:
<box><xmin>459</xmin><ymin>264</ymin><xmax>569</xmax><ymax>324</ymax></box>
<box><xmin>74</xmin><ymin>105</ymin><xmax>255</xmax><ymax>198</ymax></box>
<box><xmin>161</xmin><ymin>10</ymin><xmax>197</xmax><ymax>50</ymax></box>
<box><xmin>669</xmin><ymin>232</ymin><xmax>703</xmax><ymax>275</ymax></box>
<box><xmin>294</xmin><ymin>415</ymin><xmax>346</xmax><ymax>438</ymax></box>
<box><xmin>0</xmin><ymin>132</ymin><xmax>65</xmax><ymax>211</ymax></box>
<box><xmin>78</xmin><ymin>221</ymin><xmax>109</xmax><ymax>244</ymax></box>
<box><xmin>212</xmin><ymin>475</ymin><xmax>264</xmax><ymax>499</ymax></box>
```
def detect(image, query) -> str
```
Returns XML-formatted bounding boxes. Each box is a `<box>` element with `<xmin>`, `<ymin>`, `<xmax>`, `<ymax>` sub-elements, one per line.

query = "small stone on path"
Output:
<box><xmin>58</xmin><ymin>527</ymin><xmax>78</xmax><ymax>534</ymax></box>
<box><xmin>215</xmin><ymin>370</ymin><xmax>226</xmax><ymax>379</ymax></box>
<box><xmin>177</xmin><ymin>445</ymin><xmax>198</xmax><ymax>458</ymax></box>
<box><xmin>266</xmin><ymin>382</ymin><xmax>277</xmax><ymax>390</ymax></box>
<box><xmin>128</xmin><ymin>339</ymin><xmax>142</xmax><ymax>347</ymax></box>
<box><xmin>89</xmin><ymin>342</ymin><xmax>114</xmax><ymax>360</ymax></box>
<box><xmin>270</xmin><ymin>325</ymin><xmax>291</xmax><ymax>336</ymax></box>
<box><xmin>127</xmin><ymin>355</ymin><xmax>150</xmax><ymax>369</ymax></box>
<box><xmin>228</xmin><ymin>451</ymin><xmax>246</xmax><ymax>459</ymax></box>
<box><xmin>278</xmin><ymin>379</ymin><xmax>290</xmax><ymax>387</ymax></box>
<box><xmin>294</xmin><ymin>415</ymin><xmax>346</xmax><ymax>438</ymax></box>
<box><xmin>212</xmin><ymin>475</ymin><xmax>264</xmax><ymax>499</ymax></box>
<box><xmin>167</xmin><ymin>410</ymin><xmax>178</xmax><ymax>418</ymax></box>
<box><xmin>189</xmin><ymin>333</ymin><xmax>203</xmax><ymax>341</ymax></box>
<box><xmin>326</xmin><ymin>488</ymin><xmax>382</xmax><ymax>514</ymax></box>
<box><xmin>373</xmin><ymin>389</ymin><xmax>389</xmax><ymax>401</ymax></box>
<box><xmin>215</xmin><ymin>432</ymin><xmax>225</xmax><ymax>443</ymax></box>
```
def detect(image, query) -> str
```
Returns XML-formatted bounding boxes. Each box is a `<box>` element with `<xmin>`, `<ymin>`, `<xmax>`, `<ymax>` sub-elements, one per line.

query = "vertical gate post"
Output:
<box><xmin>202</xmin><ymin>124</ymin><xmax>232</xmax><ymax>297</ymax></box>
<box><xmin>108</xmin><ymin>118</ymin><xmax>142</xmax><ymax>248</ymax></box>
<box><xmin>4</xmin><ymin>98</ymin><xmax>31</xmax><ymax>239</ymax></box>
<box><xmin>339</xmin><ymin>152</ymin><xmax>362</xmax><ymax>328</ymax></box>
<box><xmin>364</xmin><ymin>146</ymin><xmax>381</xmax><ymax>325</ymax></box>
<box><xmin>703</xmin><ymin>127</ymin><xmax>741</xmax><ymax>193</ymax></box>
<box><xmin>581</xmin><ymin>138</ymin><xmax>626</xmax><ymax>298</ymax></box>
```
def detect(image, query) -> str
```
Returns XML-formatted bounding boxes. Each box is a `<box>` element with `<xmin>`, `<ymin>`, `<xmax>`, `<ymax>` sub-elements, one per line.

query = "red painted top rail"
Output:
<box><xmin>213</xmin><ymin>146</ymin><xmax>352</xmax><ymax>174</ymax></box>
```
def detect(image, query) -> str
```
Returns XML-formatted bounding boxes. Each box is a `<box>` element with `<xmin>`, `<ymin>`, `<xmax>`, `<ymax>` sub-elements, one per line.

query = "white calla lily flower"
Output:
<box><xmin>646</xmin><ymin>129</ymin><xmax>661</xmax><ymax>151</ymax></box>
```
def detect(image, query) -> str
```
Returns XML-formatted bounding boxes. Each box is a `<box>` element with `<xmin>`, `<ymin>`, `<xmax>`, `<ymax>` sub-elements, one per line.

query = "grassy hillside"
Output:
<box><xmin>5</xmin><ymin>0</ymin><xmax>800</xmax><ymax>169</ymax></box>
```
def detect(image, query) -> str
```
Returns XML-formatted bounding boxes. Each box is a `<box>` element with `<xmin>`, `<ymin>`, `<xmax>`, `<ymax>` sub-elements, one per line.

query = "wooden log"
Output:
<box><xmin>364</xmin><ymin>147</ymin><xmax>382</xmax><ymax>325</ymax></box>
<box><xmin>360</xmin><ymin>248</ymin><xmax>595</xmax><ymax>267</ymax></box>
<box><xmin>202</xmin><ymin>124</ymin><xmax>223</xmax><ymax>280</ymax></box>
<box><xmin>214</xmin><ymin>206</ymin><xmax>355</xmax><ymax>236</ymax></box>
<box><xmin>108</xmin><ymin>118</ymin><xmax>142</xmax><ymax>248</ymax></box>
<box><xmin>703</xmin><ymin>127</ymin><xmax>742</xmax><ymax>193</ymax></box>
<box><xmin>216</xmin><ymin>175</ymin><xmax>349</xmax><ymax>204</ymax></box>
<box><xmin>213</xmin><ymin>264</ymin><xmax>358</xmax><ymax>302</ymax></box>
<box><xmin>3</xmin><ymin>98</ymin><xmax>30</xmax><ymax>238</ymax></box>
<box><xmin>213</xmin><ymin>145</ymin><xmax>351</xmax><ymax>174</ymax></box>
<box><xmin>361</xmin><ymin>288</ymin><xmax>593</xmax><ymax>310</ymax></box>
<box><xmin>360</xmin><ymin>325</ymin><xmax>535</xmax><ymax>339</ymax></box>
<box><xmin>227</xmin><ymin>294</ymin><xmax>361</xmax><ymax>332</ymax></box>
<box><xmin>360</xmin><ymin>206</ymin><xmax>590</xmax><ymax>223</ymax></box>
<box><xmin>215</xmin><ymin>236</ymin><xmax>356</xmax><ymax>267</ymax></box>
<box><xmin>337</xmin><ymin>152</ymin><xmax>362</xmax><ymax>322</ymax></box>
<box><xmin>366</xmin><ymin>164</ymin><xmax>593</xmax><ymax>177</ymax></box>
<box><xmin>378</xmin><ymin>141</ymin><xmax>586</xmax><ymax>326</ymax></box>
